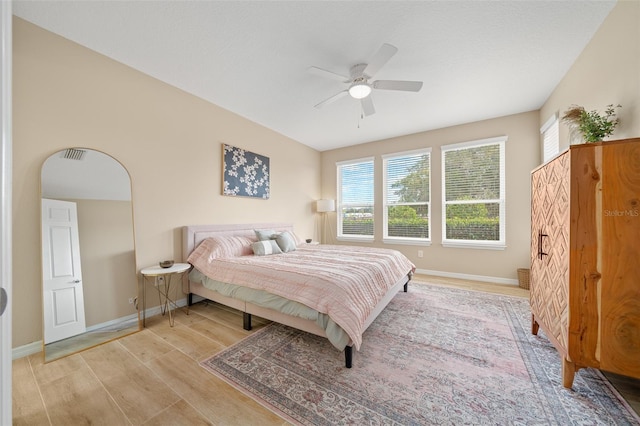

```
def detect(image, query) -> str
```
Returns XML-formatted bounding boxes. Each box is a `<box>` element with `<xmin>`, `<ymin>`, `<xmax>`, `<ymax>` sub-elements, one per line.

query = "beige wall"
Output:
<box><xmin>75</xmin><ymin>199</ymin><xmax>136</xmax><ymax>327</ymax></box>
<box><xmin>540</xmin><ymin>0</ymin><xmax>640</xmax><ymax>149</ymax></box>
<box><xmin>321</xmin><ymin>111</ymin><xmax>540</xmax><ymax>281</ymax></box>
<box><xmin>13</xmin><ymin>18</ymin><xmax>321</xmax><ymax>347</ymax></box>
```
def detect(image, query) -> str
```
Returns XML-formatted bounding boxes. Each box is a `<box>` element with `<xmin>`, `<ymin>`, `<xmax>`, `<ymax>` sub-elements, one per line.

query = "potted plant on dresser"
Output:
<box><xmin>561</xmin><ymin>104</ymin><xmax>621</xmax><ymax>143</ymax></box>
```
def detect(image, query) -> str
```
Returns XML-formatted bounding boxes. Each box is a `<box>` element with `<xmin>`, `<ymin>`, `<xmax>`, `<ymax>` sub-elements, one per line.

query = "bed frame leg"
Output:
<box><xmin>404</xmin><ymin>271</ymin><xmax>412</xmax><ymax>292</ymax></box>
<box><xmin>345</xmin><ymin>346</ymin><xmax>353</xmax><ymax>368</ymax></box>
<box><xmin>243</xmin><ymin>313</ymin><xmax>252</xmax><ymax>330</ymax></box>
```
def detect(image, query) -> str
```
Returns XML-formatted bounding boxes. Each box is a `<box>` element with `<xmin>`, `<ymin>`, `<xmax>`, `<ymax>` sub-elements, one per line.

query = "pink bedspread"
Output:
<box><xmin>188</xmin><ymin>243</ymin><xmax>415</xmax><ymax>349</ymax></box>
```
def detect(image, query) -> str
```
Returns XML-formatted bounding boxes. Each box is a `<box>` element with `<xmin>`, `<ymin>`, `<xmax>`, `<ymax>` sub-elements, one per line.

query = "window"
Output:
<box><xmin>541</xmin><ymin>113</ymin><xmax>559</xmax><ymax>163</ymax></box>
<box><xmin>337</xmin><ymin>158</ymin><xmax>374</xmax><ymax>241</ymax></box>
<box><xmin>382</xmin><ymin>149</ymin><xmax>431</xmax><ymax>244</ymax></box>
<box><xmin>441</xmin><ymin>136</ymin><xmax>506</xmax><ymax>249</ymax></box>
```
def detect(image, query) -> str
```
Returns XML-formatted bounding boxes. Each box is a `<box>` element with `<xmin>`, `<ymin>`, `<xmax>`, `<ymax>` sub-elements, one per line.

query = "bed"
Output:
<box><xmin>182</xmin><ymin>223</ymin><xmax>414</xmax><ymax>367</ymax></box>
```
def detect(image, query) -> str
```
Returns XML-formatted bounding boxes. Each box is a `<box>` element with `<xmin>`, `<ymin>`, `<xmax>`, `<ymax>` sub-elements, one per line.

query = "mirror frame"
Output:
<box><xmin>40</xmin><ymin>148</ymin><xmax>140</xmax><ymax>362</ymax></box>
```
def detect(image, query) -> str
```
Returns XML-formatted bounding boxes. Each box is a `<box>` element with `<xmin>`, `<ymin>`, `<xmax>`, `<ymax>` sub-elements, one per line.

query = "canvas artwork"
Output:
<box><xmin>222</xmin><ymin>144</ymin><xmax>270</xmax><ymax>199</ymax></box>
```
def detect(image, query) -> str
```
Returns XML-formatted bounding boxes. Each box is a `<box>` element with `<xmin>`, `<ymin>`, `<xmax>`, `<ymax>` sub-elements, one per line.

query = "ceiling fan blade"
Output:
<box><xmin>363</xmin><ymin>43</ymin><xmax>398</xmax><ymax>78</ymax></box>
<box><xmin>373</xmin><ymin>80</ymin><xmax>423</xmax><ymax>92</ymax></box>
<box><xmin>308</xmin><ymin>66</ymin><xmax>350</xmax><ymax>82</ymax></box>
<box><xmin>314</xmin><ymin>90</ymin><xmax>349</xmax><ymax>109</ymax></box>
<box><xmin>361</xmin><ymin>96</ymin><xmax>375</xmax><ymax>117</ymax></box>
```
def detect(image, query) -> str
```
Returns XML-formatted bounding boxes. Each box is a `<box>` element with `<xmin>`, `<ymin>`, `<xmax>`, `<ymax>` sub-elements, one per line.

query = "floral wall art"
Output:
<box><xmin>222</xmin><ymin>144</ymin><xmax>270</xmax><ymax>199</ymax></box>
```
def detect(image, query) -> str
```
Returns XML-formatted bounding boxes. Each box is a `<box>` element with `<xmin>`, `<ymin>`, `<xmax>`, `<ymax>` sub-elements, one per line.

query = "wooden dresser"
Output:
<box><xmin>530</xmin><ymin>137</ymin><xmax>640</xmax><ymax>388</ymax></box>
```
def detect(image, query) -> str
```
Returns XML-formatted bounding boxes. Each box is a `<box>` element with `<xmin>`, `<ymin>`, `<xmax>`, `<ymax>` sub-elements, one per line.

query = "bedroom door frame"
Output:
<box><xmin>0</xmin><ymin>1</ymin><xmax>13</xmax><ymax>423</ymax></box>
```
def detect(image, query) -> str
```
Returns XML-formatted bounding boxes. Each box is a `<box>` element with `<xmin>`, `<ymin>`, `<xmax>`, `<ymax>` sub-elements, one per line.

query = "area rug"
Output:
<box><xmin>200</xmin><ymin>282</ymin><xmax>640</xmax><ymax>425</ymax></box>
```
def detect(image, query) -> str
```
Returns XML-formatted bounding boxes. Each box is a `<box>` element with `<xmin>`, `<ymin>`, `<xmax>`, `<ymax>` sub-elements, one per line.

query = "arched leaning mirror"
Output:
<box><xmin>41</xmin><ymin>148</ymin><xmax>140</xmax><ymax>362</ymax></box>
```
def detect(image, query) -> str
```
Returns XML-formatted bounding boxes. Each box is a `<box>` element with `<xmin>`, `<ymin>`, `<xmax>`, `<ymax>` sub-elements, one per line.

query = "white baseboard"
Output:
<box><xmin>12</xmin><ymin>341</ymin><xmax>42</xmax><ymax>360</ymax></box>
<box><xmin>13</xmin><ymin>297</ymin><xmax>189</xmax><ymax>360</ymax></box>
<box><xmin>85</xmin><ymin>312</ymin><xmax>139</xmax><ymax>333</ymax></box>
<box><xmin>415</xmin><ymin>268</ymin><xmax>519</xmax><ymax>286</ymax></box>
<box><xmin>141</xmin><ymin>297</ymin><xmax>188</xmax><ymax>320</ymax></box>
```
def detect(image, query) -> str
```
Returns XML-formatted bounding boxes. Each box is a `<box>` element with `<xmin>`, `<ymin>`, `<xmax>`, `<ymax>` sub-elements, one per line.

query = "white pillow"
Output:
<box><xmin>251</xmin><ymin>240</ymin><xmax>282</xmax><ymax>256</ymax></box>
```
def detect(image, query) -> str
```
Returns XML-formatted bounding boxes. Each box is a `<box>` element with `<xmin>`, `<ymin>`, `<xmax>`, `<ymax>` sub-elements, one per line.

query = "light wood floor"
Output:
<box><xmin>12</xmin><ymin>275</ymin><xmax>640</xmax><ymax>424</ymax></box>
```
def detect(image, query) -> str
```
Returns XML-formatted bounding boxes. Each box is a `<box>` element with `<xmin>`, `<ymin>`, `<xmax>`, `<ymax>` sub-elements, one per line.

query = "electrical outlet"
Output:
<box><xmin>418</xmin><ymin>250</ymin><xmax>424</xmax><ymax>258</ymax></box>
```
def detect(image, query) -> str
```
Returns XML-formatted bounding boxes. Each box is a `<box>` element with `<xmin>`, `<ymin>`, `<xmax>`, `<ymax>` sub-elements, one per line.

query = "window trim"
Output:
<box><xmin>336</xmin><ymin>157</ymin><xmax>375</xmax><ymax>242</ymax></box>
<box><xmin>381</xmin><ymin>148</ymin><xmax>431</xmax><ymax>245</ymax></box>
<box><xmin>540</xmin><ymin>112</ymin><xmax>560</xmax><ymax>164</ymax></box>
<box><xmin>441</xmin><ymin>136</ymin><xmax>507</xmax><ymax>250</ymax></box>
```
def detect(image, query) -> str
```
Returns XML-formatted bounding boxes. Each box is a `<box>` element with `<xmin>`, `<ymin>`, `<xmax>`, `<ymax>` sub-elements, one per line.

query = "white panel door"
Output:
<box><xmin>41</xmin><ymin>199</ymin><xmax>86</xmax><ymax>344</ymax></box>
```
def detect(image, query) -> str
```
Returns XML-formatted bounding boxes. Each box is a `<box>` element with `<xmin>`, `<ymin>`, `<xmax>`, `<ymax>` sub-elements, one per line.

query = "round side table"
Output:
<box><xmin>140</xmin><ymin>263</ymin><xmax>191</xmax><ymax>327</ymax></box>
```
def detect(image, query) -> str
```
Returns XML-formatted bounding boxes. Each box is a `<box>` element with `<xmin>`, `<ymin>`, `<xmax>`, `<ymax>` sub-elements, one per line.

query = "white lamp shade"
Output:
<box><xmin>316</xmin><ymin>199</ymin><xmax>335</xmax><ymax>213</ymax></box>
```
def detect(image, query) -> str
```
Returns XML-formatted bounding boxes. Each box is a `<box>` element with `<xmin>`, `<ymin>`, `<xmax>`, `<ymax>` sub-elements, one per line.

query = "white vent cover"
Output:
<box><xmin>62</xmin><ymin>148</ymin><xmax>87</xmax><ymax>161</ymax></box>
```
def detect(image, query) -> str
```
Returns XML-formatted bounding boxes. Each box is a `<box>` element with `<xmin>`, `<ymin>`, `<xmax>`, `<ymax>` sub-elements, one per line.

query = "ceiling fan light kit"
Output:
<box><xmin>310</xmin><ymin>43</ymin><xmax>423</xmax><ymax>117</ymax></box>
<box><xmin>348</xmin><ymin>82</ymin><xmax>372</xmax><ymax>99</ymax></box>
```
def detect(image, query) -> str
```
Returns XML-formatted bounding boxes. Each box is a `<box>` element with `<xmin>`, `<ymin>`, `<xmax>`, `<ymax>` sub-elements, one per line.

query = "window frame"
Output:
<box><xmin>382</xmin><ymin>148</ymin><xmax>431</xmax><ymax>246</ymax></box>
<box><xmin>541</xmin><ymin>112</ymin><xmax>560</xmax><ymax>164</ymax></box>
<box><xmin>336</xmin><ymin>157</ymin><xmax>375</xmax><ymax>242</ymax></box>
<box><xmin>441</xmin><ymin>136</ymin><xmax>506</xmax><ymax>250</ymax></box>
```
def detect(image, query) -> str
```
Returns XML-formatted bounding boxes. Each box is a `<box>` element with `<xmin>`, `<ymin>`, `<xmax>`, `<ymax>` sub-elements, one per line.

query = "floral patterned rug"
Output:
<box><xmin>200</xmin><ymin>283</ymin><xmax>640</xmax><ymax>425</ymax></box>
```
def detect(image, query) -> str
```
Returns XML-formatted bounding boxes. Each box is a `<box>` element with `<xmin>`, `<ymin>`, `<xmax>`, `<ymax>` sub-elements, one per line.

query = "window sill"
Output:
<box><xmin>336</xmin><ymin>236</ymin><xmax>374</xmax><ymax>243</ymax></box>
<box><xmin>383</xmin><ymin>238</ymin><xmax>431</xmax><ymax>246</ymax></box>
<box><xmin>442</xmin><ymin>241</ymin><xmax>506</xmax><ymax>250</ymax></box>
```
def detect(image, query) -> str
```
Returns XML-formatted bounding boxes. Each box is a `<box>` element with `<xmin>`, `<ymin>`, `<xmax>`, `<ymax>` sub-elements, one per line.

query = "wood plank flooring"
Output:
<box><xmin>13</xmin><ymin>301</ymin><xmax>285</xmax><ymax>426</ymax></box>
<box><xmin>12</xmin><ymin>275</ymin><xmax>640</xmax><ymax>424</ymax></box>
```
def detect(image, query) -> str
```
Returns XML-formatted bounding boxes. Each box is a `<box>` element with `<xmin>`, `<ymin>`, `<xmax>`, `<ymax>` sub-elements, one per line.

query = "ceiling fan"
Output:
<box><xmin>309</xmin><ymin>43</ymin><xmax>423</xmax><ymax>117</ymax></box>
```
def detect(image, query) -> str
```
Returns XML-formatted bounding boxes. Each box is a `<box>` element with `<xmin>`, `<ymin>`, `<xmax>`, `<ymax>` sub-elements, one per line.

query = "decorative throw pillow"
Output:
<box><xmin>274</xmin><ymin>230</ymin><xmax>297</xmax><ymax>253</ymax></box>
<box><xmin>251</xmin><ymin>240</ymin><xmax>282</xmax><ymax>256</ymax></box>
<box><xmin>254</xmin><ymin>229</ymin><xmax>277</xmax><ymax>241</ymax></box>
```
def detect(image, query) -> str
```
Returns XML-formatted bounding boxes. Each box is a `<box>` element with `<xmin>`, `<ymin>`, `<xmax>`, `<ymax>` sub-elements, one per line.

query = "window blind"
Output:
<box><xmin>337</xmin><ymin>158</ymin><xmax>374</xmax><ymax>238</ymax></box>
<box><xmin>441</xmin><ymin>136</ymin><xmax>506</xmax><ymax>247</ymax></box>
<box><xmin>383</xmin><ymin>149</ymin><xmax>430</xmax><ymax>241</ymax></box>
<box><xmin>541</xmin><ymin>113</ymin><xmax>559</xmax><ymax>163</ymax></box>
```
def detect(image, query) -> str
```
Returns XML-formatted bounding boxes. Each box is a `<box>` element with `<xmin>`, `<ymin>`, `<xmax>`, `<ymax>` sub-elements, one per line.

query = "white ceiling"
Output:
<box><xmin>42</xmin><ymin>149</ymin><xmax>132</xmax><ymax>201</ymax></box>
<box><xmin>13</xmin><ymin>1</ymin><xmax>616</xmax><ymax>152</ymax></box>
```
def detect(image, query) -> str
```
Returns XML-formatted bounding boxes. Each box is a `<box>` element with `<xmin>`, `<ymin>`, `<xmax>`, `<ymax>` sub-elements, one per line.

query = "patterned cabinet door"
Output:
<box><xmin>530</xmin><ymin>168</ymin><xmax>545</xmax><ymax>305</ymax></box>
<box><xmin>530</xmin><ymin>152</ymin><xmax>571</xmax><ymax>352</ymax></box>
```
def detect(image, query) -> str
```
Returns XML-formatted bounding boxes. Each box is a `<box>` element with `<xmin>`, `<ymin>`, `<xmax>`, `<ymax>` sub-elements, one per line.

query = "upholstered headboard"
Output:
<box><xmin>182</xmin><ymin>223</ymin><xmax>296</xmax><ymax>262</ymax></box>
